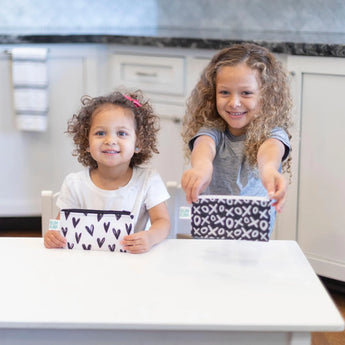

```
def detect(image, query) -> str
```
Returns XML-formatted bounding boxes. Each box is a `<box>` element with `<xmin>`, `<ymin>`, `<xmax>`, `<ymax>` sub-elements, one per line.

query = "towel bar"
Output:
<box><xmin>3</xmin><ymin>49</ymin><xmax>50</xmax><ymax>56</ymax></box>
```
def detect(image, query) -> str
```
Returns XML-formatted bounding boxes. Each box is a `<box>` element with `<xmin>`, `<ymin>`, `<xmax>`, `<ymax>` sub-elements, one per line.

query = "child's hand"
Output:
<box><xmin>44</xmin><ymin>230</ymin><xmax>67</xmax><ymax>248</ymax></box>
<box><xmin>181</xmin><ymin>167</ymin><xmax>212</xmax><ymax>204</ymax></box>
<box><xmin>182</xmin><ymin>135</ymin><xmax>216</xmax><ymax>204</ymax></box>
<box><xmin>121</xmin><ymin>232</ymin><xmax>153</xmax><ymax>254</ymax></box>
<box><xmin>260</xmin><ymin>166</ymin><xmax>288</xmax><ymax>213</ymax></box>
<box><xmin>257</xmin><ymin>138</ymin><xmax>288</xmax><ymax>213</ymax></box>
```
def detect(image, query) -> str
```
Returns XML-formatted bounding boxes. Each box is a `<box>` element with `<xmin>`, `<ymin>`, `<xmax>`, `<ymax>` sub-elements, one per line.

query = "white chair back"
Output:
<box><xmin>41</xmin><ymin>190</ymin><xmax>59</xmax><ymax>236</ymax></box>
<box><xmin>166</xmin><ymin>181</ymin><xmax>191</xmax><ymax>239</ymax></box>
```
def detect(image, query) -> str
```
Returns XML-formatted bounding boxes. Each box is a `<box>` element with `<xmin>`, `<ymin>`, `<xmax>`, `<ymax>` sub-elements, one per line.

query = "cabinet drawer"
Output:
<box><xmin>111</xmin><ymin>54</ymin><xmax>185</xmax><ymax>96</ymax></box>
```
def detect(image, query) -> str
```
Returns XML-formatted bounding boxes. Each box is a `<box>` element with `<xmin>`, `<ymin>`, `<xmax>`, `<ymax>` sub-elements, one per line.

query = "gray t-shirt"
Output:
<box><xmin>189</xmin><ymin>127</ymin><xmax>291</xmax><ymax>233</ymax></box>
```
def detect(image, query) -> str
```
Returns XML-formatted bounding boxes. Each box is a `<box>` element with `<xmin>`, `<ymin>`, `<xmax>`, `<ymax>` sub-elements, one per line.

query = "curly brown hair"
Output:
<box><xmin>67</xmin><ymin>89</ymin><xmax>160</xmax><ymax>169</ymax></box>
<box><xmin>182</xmin><ymin>43</ymin><xmax>292</xmax><ymax>173</ymax></box>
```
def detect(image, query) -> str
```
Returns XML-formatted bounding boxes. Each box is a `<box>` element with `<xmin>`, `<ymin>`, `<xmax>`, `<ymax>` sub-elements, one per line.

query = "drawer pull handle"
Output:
<box><xmin>136</xmin><ymin>72</ymin><xmax>158</xmax><ymax>78</ymax></box>
<box><xmin>160</xmin><ymin>115</ymin><xmax>181</xmax><ymax>124</ymax></box>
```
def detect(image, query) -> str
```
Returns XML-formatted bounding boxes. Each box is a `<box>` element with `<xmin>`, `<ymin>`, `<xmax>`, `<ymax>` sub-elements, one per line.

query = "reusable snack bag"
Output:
<box><xmin>191</xmin><ymin>195</ymin><xmax>272</xmax><ymax>241</ymax></box>
<box><xmin>59</xmin><ymin>209</ymin><xmax>134</xmax><ymax>252</ymax></box>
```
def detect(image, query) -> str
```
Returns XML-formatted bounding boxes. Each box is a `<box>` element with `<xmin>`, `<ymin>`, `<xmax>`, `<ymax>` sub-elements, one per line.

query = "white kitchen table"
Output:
<box><xmin>0</xmin><ymin>237</ymin><xmax>343</xmax><ymax>345</ymax></box>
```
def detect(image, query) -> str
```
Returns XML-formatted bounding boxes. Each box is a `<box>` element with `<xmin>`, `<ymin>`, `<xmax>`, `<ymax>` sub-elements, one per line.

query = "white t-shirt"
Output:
<box><xmin>56</xmin><ymin>167</ymin><xmax>170</xmax><ymax>233</ymax></box>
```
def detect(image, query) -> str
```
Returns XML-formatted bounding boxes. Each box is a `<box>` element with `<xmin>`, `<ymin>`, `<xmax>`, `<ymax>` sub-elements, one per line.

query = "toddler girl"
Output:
<box><xmin>181</xmin><ymin>43</ymin><xmax>292</xmax><ymax>232</ymax></box>
<box><xmin>44</xmin><ymin>90</ymin><xmax>170</xmax><ymax>253</ymax></box>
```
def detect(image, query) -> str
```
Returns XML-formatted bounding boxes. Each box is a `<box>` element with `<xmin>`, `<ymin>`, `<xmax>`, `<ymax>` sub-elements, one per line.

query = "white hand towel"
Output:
<box><xmin>12</xmin><ymin>61</ymin><xmax>48</xmax><ymax>86</ymax></box>
<box><xmin>14</xmin><ymin>89</ymin><xmax>48</xmax><ymax>112</ymax></box>
<box><xmin>11</xmin><ymin>47</ymin><xmax>49</xmax><ymax>132</ymax></box>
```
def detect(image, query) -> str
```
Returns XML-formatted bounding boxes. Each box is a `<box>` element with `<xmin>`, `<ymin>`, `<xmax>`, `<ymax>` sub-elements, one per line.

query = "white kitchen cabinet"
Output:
<box><xmin>281</xmin><ymin>55</ymin><xmax>345</xmax><ymax>281</ymax></box>
<box><xmin>108</xmin><ymin>47</ymin><xmax>189</xmax><ymax>184</ymax></box>
<box><xmin>110</xmin><ymin>53</ymin><xmax>185</xmax><ymax>97</ymax></box>
<box><xmin>0</xmin><ymin>45</ymin><xmax>104</xmax><ymax>216</ymax></box>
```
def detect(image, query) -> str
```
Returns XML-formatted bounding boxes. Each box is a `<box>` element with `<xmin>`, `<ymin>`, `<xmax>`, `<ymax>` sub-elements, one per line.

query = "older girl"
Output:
<box><xmin>181</xmin><ymin>43</ymin><xmax>292</xmax><ymax>233</ymax></box>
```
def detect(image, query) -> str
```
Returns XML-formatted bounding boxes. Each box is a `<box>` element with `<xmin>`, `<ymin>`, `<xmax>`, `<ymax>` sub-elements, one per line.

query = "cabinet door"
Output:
<box><xmin>185</xmin><ymin>57</ymin><xmax>210</xmax><ymax>96</ymax></box>
<box><xmin>287</xmin><ymin>56</ymin><xmax>345</xmax><ymax>281</ymax></box>
<box><xmin>150</xmin><ymin>103</ymin><xmax>186</xmax><ymax>184</ymax></box>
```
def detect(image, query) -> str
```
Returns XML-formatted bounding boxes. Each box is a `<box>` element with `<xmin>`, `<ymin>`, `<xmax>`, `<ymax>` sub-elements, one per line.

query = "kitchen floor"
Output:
<box><xmin>312</xmin><ymin>291</ymin><xmax>345</xmax><ymax>344</ymax></box>
<box><xmin>1</xmin><ymin>222</ymin><xmax>344</xmax><ymax>343</ymax></box>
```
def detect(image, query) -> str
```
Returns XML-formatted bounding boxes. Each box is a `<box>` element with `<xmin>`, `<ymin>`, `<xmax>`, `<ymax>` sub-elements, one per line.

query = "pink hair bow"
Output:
<box><xmin>124</xmin><ymin>95</ymin><xmax>142</xmax><ymax>108</ymax></box>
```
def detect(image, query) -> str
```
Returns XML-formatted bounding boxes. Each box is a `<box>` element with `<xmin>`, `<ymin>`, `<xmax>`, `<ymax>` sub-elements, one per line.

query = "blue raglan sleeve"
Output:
<box><xmin>188</xmin><ymin>127</ymin><xmax>221</xmax><ymax>151</ymax></box>
<box><xmin>270</xmin><ymin>127</ymin><xmax>291</xmax><ymax>162</ymax></box>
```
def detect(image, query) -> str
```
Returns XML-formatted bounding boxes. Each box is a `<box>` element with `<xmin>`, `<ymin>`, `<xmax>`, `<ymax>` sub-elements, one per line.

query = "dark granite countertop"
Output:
<box><xmin>1</xmin><ymin>28</ymin><xmax>345</xmax><ymax>57</ymax></box>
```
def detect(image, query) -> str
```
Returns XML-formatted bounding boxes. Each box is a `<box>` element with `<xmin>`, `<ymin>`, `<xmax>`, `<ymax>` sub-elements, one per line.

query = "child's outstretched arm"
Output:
<box><xmin>121</xmin><ymin>202</ymin><xmax>170</xmax><ymax>254</ymax></box>
<box><xmin>257</xmin><ymin>138</ymin><xmax>287</xmax><ymax>213</ymax></box>
<box><xmin>181</xmin><ymin>135</ymin><xmax>216</xmax><ymax>204</ymax></box>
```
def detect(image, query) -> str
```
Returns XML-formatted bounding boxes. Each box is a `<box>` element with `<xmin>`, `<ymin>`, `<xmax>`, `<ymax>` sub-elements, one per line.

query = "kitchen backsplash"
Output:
<box><xmin>0</xmin><ymin>0</ymin><xmax>344</xmax><ymax>34</ymax></box>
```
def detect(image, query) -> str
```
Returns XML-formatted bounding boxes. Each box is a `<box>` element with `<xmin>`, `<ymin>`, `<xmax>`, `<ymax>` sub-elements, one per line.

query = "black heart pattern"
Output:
<box><xmin>75</xmin><ymin>232</ymin><xmax>82</xmax><ymax>244</ymax></box>
<box><xmin>85</xmin><ymin>225</ymin><xmax>94</xmax><ymax>236</ymax></box>
<box><xmin>64</xmin><ymin>210</ymin><xmax>71</xmax><ymax>220</ymax></box>
<box><xmin>72</xmin><ymin>217</ymin><xmax>80</xmax><ymax>228</ymax></box>
<box><xmin>60</xmin><ymin>209</ymin><xmax>134</xmax><ymax>252</ymax></box>
<box><xmin>112</xmin><ymin>228</ymin><xmax>121</xmax><ymax>240</ymax></box>
<box><xmin>103</xmin><ymin>222</ymin><xmax>110</xmax><ymax>233</ymax></box>
<box><xmin>125</xmin><ymin>223</ymin><xmax>132</xmax><ymax>235</ymax></box>
<box><xmin>108</xmin><ymin>244</ymin><xmax>116</xmax><ymax>252</ymax></box>
<box><xmin>97</xmin><ymin>237</ymin><xmax>105</xmax><ymax>248</ymax></box>
<box><xmin>61</xmin><ymin>227</ymin><xmax>68</xmax><ymax>237</ymax></box>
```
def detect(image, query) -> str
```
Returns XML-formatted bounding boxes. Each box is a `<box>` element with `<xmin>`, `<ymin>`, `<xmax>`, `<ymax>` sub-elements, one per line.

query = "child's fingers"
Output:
<box><xmin>122</xmin><ymin>233</ymin><xmax>139</xmax><ymax>245</ymax></box>
<box><xmin>271</xmin><ymin>194</ymin><xmax>286</xmax><ymax>213</ymax></box>
<box><xmin>189</xmin><ymin>175</ymin><xmax>206</xmax><ymax>202</ymax></box>
<box><xmin>185</xmin><ymin>181</ymin><xmax>199</xmax><ymax>204</ymax></box>
<box><xmin>181</xmin><ymin>172</ymin><xmax>194</xmax><ymax>204</ymax></box>
<box><xmin>270</xmin><ymin>183</ymin><xmax>287</xmax><ymax>213</ymax></box>
<box><xmin>264</xmin><ymin>177</ymin><xmax>276</xmax><ymax>199</ymax></box>
<box><xmin>272</xmin><ymin>177</ymin><xmax>287</xmax><ymax>201</ymax></box>
<box><xmin>121</xmin><ymin>233</ymin><xmax>150</xmax><ymax>254</ymax></box>
<box><xmin>264</xmin><ymin>173</ymin><xmax>287</xmax><ymax>198</ymax></box>
<box><xmin>44</xmin><ymin>231</ymin><xmax>66</xmax><ymax>248</ymax></box>
<box><xmin>124</xmin><ymin>244</ymin><xmax>147</xmax><ymax>254</ymax></box>
<box><xmin>183</xmin><ymin>178</ymin><xmax>201</xmax><ymax>204</ymax></box>
<box><xmin>180</xmin><ymin>171</ymin><xmax>190</xmax><ymax>190</ymax></box>
<box><xmin>50</xmin><ymin>234</ymin><xmax>66</xmax><ymax>248</ymax></box>
<box><xmin>190</xmin><ymin>182</ymin><xmax>202</xmax><ymax>203</ymax></box>
<box><xmin>262</xmin><ymin>172</ymin><xmax>287</xmax><ymax>213</ymax></box>
<box><xmin>185</xmin><ymin>184</ymin><xmax>195</xmax><ymax>204</ymax></box>
<box><xmin>182</xmin><ymin>168</ymin><xmax>212</xmax><ymax>204</ymax></box>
